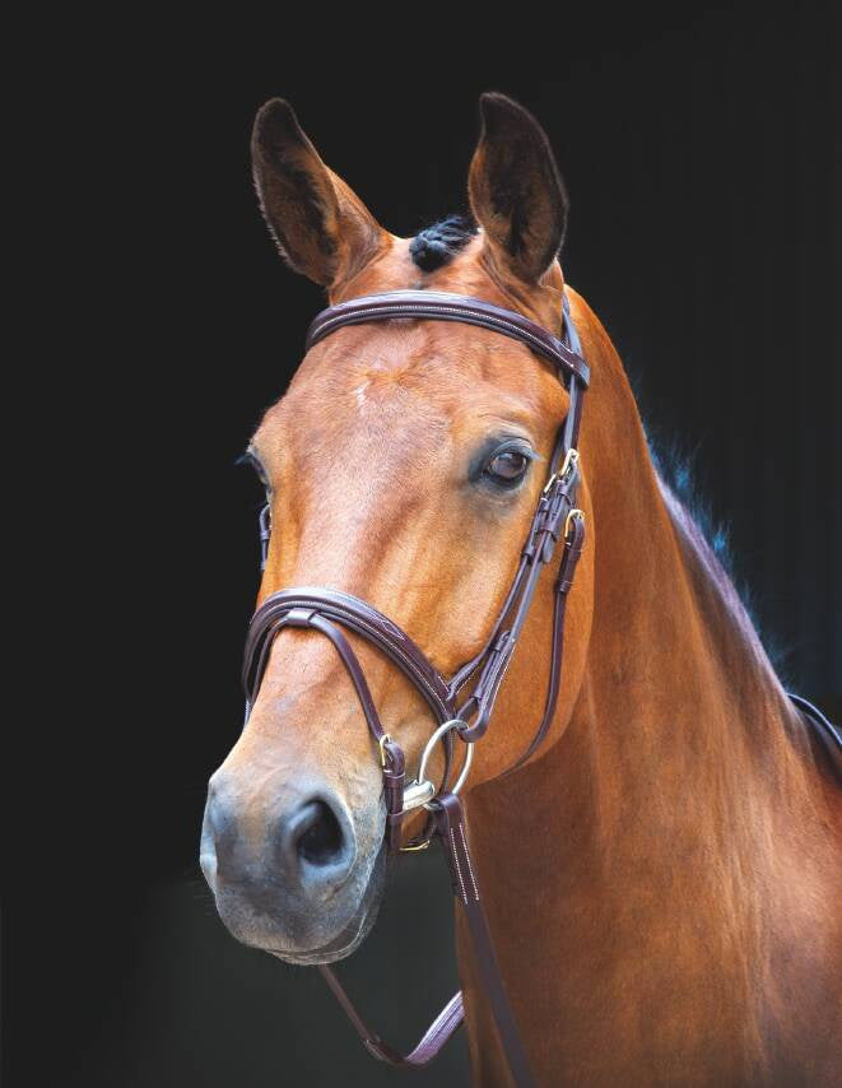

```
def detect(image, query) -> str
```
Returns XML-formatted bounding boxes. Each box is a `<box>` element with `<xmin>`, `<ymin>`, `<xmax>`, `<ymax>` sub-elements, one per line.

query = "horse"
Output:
<box><xmin>200</xmin><ymin>92</ymin><xmax>842</xmax><ymax>1085</ymax></box>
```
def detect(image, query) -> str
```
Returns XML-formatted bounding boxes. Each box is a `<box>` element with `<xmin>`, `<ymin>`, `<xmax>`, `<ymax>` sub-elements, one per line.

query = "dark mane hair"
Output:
<box><xmin>647</xmin><ymin>433</ymin><xmax>790</xmax><ymax>679</ymax></box>
<box><xmin>409</xmin><ymin>214</ymin><xmax>477</xmax><ymax>272</ymax></box>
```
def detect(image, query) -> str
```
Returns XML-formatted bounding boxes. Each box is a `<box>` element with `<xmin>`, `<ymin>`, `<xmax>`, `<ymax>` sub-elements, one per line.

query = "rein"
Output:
<box><xmin>242</xmin><ymin>289</ymin><xmax>589</xmax><ymax>1085</ymax></box>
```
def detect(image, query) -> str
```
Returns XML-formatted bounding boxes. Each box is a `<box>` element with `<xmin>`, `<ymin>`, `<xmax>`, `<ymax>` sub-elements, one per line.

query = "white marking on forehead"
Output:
<box><xmin>354</xmin><ymin>380</ymin><xmax>370</xmax><ymax>410</ymax></box>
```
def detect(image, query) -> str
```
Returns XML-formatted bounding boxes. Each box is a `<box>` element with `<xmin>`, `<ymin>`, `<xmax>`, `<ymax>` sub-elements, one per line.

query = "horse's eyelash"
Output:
<box><xmin>490</xmin><ymin>441</ymin><xmax>539</xmax><ymax>461</ymax></box>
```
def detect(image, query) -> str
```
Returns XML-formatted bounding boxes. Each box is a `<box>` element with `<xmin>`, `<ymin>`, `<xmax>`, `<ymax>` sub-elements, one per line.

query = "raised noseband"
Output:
<box><xmin>243</xmin><ymin>588</ymin><xmax>458</xmax><ymax>851</ymax></box>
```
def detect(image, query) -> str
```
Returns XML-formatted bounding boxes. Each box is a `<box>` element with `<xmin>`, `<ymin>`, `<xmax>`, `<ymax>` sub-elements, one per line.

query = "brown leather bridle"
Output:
<box><xmin>242</xmin><ymin>288</ymin><xmax>590</xmax><ymax>1086</ymax></box>
<box><xmin>237</xmin><ymin>287</ymin><xmax>842</xmax><ymax>1085</ymax></box>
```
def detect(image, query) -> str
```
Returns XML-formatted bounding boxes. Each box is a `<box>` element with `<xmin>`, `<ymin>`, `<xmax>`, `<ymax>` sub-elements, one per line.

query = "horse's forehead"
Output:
<box><xmin>255</xmin><ymin>237</ymin><xmax>568</xmax><ymax>464</ymax></box>
<box><xmin>265</xmin><ymin>320</ymin><xmax>562</xmax><ymax>454</ymax></box>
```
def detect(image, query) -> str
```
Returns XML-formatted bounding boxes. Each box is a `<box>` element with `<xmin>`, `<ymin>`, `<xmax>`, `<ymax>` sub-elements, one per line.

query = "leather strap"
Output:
<box><xmin>504</xmin><ymin>508</ymin><xmax>586</xmax><ymax>774</ymax></box>
<box><xmin>452</xmin><ymin>404</ymin><xmax>585</xmax><ymax>746</ymax></box>
<box><xmin>243</xmin><ymin>600</ymin><xmax>453</xmax><ymax>853</ymax></box>
<box><xmin>318</xmin><ymin>794</ymin><xmax>534</xmax><ymax>1085</ymax></box>
<box><xmin>305</xmin><ymin>289</ymin><xmax>590</xmax><ymax>389</ymax></box>
<box><xmin>432</xmin><ymin>794</ymin><xmax>534</xmax><ymax>1086</ymax></box>
<box><xmin>317</xmin><ymin>966</ymin><xmax>463</xmax><ymax>1067</ymax></box>
<box><xmin>244</xmin><ymin>587</ymin><xmax>455</xmax><ymax>723</ymax></box>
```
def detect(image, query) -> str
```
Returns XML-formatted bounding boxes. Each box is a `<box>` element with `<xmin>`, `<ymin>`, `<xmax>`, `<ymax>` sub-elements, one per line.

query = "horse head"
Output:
<box><xmin>200</xmin><ymin>93</ymin><xmax>594</xmax><ymax>965</ymax></box>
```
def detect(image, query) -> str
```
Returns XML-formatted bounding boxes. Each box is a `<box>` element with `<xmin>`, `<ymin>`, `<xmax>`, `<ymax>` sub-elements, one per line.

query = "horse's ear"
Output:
<box><xmin>468</xmin><ymin>92</ymin><xmax>569</xmax><ymax>285</ymax></box>
<box><xmin>251</xmin><ymin>98</ymin><xmax>387</xmax><ymax>288</ymax></box>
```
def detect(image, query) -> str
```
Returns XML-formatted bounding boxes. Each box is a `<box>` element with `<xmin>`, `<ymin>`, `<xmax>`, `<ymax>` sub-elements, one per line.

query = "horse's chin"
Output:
<box><xmin>269</xmin><ymin>894</ymin><xmax>381</xmax><ymax>966</ymax></box>
<box><xmin>264</xmin><ymin>842</ymin><xmax>387</xmax><ymax>967</ymax></box>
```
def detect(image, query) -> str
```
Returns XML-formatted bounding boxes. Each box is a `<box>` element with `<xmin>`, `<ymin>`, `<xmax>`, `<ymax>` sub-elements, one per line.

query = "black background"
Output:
<box><xmin>9</xmin><ymin>3</ymin><xmax>840</xmax><ymax>1086</ymax></box>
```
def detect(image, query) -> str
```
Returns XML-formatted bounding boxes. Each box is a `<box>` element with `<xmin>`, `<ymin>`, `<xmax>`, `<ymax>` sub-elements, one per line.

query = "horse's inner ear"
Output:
<box><xmin>251</xmin><ymin>98</ymin><xmax>386</xmax><ymax>288</ymax></box>
<box><xmin>468</xmin><ymin>93</ymin><xmax>569</xmax><ymax>285</ymax></box>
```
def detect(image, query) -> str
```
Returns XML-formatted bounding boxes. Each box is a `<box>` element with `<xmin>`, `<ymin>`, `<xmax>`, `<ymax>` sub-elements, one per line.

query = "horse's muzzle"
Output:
<box><xmin>200</xmin><ymin>770</ymin><xmax>382</xmax><ymax>959</ymax></box>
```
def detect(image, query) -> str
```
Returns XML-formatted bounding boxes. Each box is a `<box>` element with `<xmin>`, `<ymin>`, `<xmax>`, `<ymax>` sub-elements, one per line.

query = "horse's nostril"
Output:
<box><xmin>294</xmin><ymin>800</ymin><xmax>344</xmax><ymax>866</ymax></box>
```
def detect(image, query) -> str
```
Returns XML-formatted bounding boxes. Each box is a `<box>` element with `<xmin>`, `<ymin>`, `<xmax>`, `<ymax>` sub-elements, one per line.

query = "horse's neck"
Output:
<box><xmin>565</xmin><ymin>297</ymin><xmax>816</xmax><ymax>840</ymax></box>
<box><xmin>457</xmin><ymin>296</ymin><xmax>830</xmax><ymax>1078</ymax></box>
<box><xmin>570</xmin><ymin>338</ymin><xmax>807</xmax><ymax>836</ymax></box>
<box><xmin>502</xmin><ymin>292</ymin><xmax>812</xmax><ymax>841</ymax></box>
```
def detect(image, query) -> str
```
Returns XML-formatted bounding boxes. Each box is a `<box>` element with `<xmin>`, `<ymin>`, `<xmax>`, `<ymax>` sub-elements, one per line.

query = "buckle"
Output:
<box><xmin>563</xmin><ymin>508</ymin><xmax>585</xmax><ymax>543</ymax></box>
<box><xmin>542</xmin><ymin>447</ymin><xmax>580</xmax><ymax>495</ymax></box>
<box><xmin>399</xmin><ymin>839</ymin><xmax>431</xmax><ymax>852</ymax></box>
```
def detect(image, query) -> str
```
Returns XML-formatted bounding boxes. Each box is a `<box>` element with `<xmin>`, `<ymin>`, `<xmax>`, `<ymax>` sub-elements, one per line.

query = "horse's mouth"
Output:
<box><xmin>264</xmin><ymin>841</ymin><xmax>387</xmax><ymax>966</ymax></box>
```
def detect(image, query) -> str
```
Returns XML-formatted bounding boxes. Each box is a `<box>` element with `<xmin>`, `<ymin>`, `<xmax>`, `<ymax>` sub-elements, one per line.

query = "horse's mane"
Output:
<box><xmin>647</xmin><ymin>433</ymin><xmax>790</xmax><ymax>682</ymax></box>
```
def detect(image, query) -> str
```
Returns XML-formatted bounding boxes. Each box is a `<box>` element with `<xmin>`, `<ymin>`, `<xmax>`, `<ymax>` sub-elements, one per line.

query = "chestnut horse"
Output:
<box><xmin>201</xmin><ymin>93</ymin><xmax>842</xmax><ymax>1084</ymax></box>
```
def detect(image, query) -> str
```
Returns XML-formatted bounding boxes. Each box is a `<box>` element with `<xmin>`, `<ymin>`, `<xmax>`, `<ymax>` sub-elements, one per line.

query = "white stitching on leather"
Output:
<box><xmin>448</xmin><ymin>827</ymin><xmax>468</xmax><ymax>904</ymax></box>
<box><xmin>458</xmin><ymin>823</ymin><xmax>480</xmax><ymax>901</ymax></box>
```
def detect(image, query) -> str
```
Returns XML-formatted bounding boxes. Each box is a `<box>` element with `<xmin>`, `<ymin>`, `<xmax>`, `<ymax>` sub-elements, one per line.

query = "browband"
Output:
<box><xmin>305</xmin><ymin>289</ymin><xmax>590</xmax><ymax>388</ymax></box>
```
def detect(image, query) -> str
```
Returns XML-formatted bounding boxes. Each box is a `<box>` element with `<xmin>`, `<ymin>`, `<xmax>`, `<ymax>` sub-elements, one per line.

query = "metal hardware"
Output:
<box><xmin>401</xmin><ymin>778</ymin><xmax>437</xmax><ymax>812</ymax></box>
<box><xmin>378</xmin><ymin>733</ymin><xmax>393</xmax><ymax>768</ymax></box>
<box><xmin>416</xmin><ymin>719</ymin><xmax>475</xmax><ymax>803</ymax></box>
<box><xmin>564</xmin><ymin>508</ymin><xmax>585</xmax><ymax>542</ymax></box>
<box><xmin>542</xmin><ymin>446</ymin><xmax>579</xmax><ymax>494</ymax></box>
<box><xmin>399</xmin><ymin>838</ymin><xmax>431</xmax><ymax>853</ymax></box>
<box><xmin>560</xmin><ymin>446</ymin><xmax>580</xmax><ymax>480</ymax></box>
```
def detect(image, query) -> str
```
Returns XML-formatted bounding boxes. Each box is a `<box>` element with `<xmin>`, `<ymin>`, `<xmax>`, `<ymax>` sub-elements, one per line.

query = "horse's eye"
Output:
<box><xmin>485</xmin><ymin>448</ymin><xmax>531</xmax><ymax>485</ymax></box>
